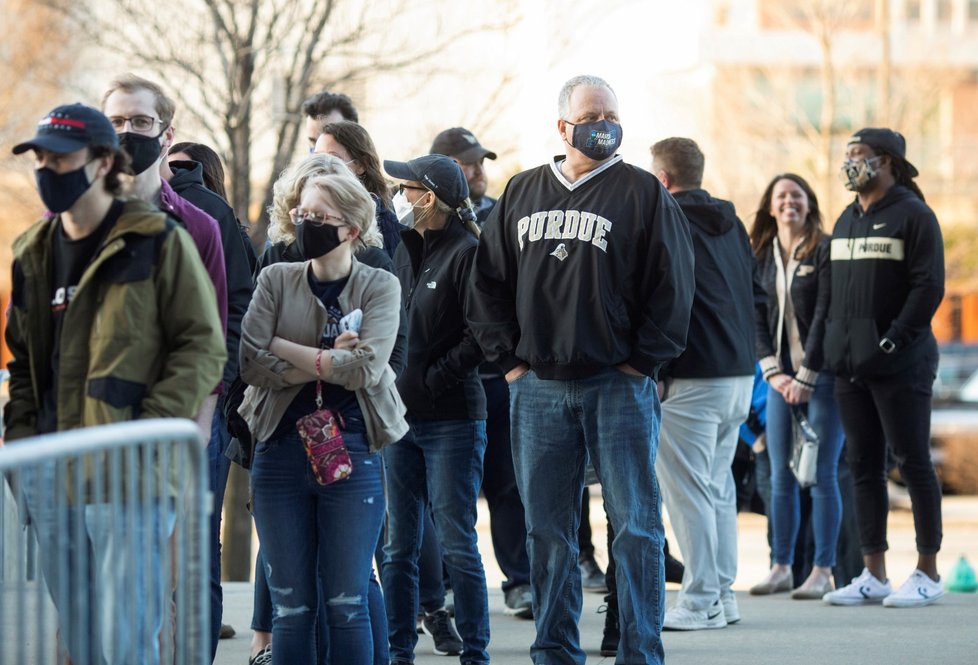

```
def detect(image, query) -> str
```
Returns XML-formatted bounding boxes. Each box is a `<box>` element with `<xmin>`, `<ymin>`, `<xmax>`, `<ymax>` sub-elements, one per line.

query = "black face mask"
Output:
<box><xmin>35</xmin><ymin>160</ymin><xmax>95</xmax><ymax>213</ymax></box>
<box><xmin>295</xmin><ymin>220</ymin><xmax>344</xmax><ymax>259</ymax></box>
<box><xmin>566</xmin><ymin>119</ymin><xmax>622</xmax><ymax>161</ymax></box>
<box><xmin>118</xmin><ymin>130</ymin><xmax>165</xmax><ymax>174</ymax></box>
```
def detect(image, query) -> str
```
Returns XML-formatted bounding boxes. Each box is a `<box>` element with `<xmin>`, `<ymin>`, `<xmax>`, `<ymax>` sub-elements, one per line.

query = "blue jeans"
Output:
<box><xmin>251</xmin><ymin>546</ymin><xmax>390</xmax><ymax>665</ymax></box>
<box><xmin>510</xmin><ymin>368</ymin><xmax>664</xmax><ymax>665</ymax></box>
<box><xmin>381</xmin><ymin>418</ymin><xmax>489</xmax><ymax>664</ymax></box>
<box><xmin>251</xmin><ymin>429</ymin><xmax>385</xmax><ymax>665</ymax></box>
<box><xmin>480</xmin><ymin>376</ymin><xmax>531</xmax><ymax>591</ymax></box>
<box><xmin>766</xmin><ymin>374</ymin><xmax>846</xmax><ymax>567</ymax></box>
<box><xmin>22</xmin><ymin>464</ymin><xmax>175</xmax><ymax>665</ymax></box>
<box><xmin>208</xmin><ymin>405</ymin><xmax>232</xmax><ymax>662</ymax></box>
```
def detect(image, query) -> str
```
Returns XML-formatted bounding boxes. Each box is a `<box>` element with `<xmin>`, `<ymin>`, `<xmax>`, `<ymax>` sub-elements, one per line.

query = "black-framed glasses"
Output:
<box><xmin>289</xmin><ymin>208</ymin><xmax>346</xmax><ymax>226</ymax></box>
<box><xmin>397</xmin><ymin>183</ymin><xmax>427</xmax><ymax>196</ymax></box>
<box><xmin>108</xmin><ymin>115</ymin><xmax>163</xmax><ymax>133</ymax></box>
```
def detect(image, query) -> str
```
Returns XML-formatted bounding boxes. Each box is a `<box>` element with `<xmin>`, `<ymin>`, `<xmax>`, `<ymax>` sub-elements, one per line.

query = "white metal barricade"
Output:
<box><xmin>0</xmin><ymin>418</ymin><xmax>210</xmax><ymax>665</ymax></box>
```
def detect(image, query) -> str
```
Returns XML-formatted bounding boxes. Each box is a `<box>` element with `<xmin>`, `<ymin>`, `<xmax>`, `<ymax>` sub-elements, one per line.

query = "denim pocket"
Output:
<box><xmin>253</xmin><ymin>439</ymin><xmax>276</xmax><ymax>457</ymax></box>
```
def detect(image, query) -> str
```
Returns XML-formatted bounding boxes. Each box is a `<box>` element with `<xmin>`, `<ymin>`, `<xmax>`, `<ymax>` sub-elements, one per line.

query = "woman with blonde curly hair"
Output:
<box><xmin>240</xmin><ymin>168</ymin><xmax>406</xmax><ymax>664</ymax></box>
<box><xmin>247</xmin><ymin>154</ymin><xmax>400</xmax><ymax>665</ymax></box>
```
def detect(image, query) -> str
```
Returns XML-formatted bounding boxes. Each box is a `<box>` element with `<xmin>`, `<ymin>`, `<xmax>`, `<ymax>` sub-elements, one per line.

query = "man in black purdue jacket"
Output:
<box><xmin>651</xmin><ymin>138</ymin><xmax>756</xmax><ymax>631</ymax></box>
<box><xmin>822</xmin><ymin>128</ymin><xmax>946</xmax><ymax>609</ymax></box>
<box><xmin>469</xmin><ymin>75</ymin><xmax>694</xmax><ymax>665</ymax></box>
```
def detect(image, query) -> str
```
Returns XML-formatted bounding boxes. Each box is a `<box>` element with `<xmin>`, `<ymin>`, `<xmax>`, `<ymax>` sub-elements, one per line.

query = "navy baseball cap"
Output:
<box><xmin>384</xmin><ymin>154</ymin><xmax>470</xmax><ymax>209</ymax></box>
<box><xmin>847</xmin><ymin>127</ymin><xmax>918</xmax><ymax>177</ymax></box>
<box><xmin>12</xmin><ymin>103</ymin><xmax>119</xmax><ymax>155</ymax></box>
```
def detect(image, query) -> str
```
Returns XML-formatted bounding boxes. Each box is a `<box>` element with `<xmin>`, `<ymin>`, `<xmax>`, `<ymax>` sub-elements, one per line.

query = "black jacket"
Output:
<box><xmin>823</xmin><ymin>185</ymin><xmax>944</xmax><ymax>378</ymax></box>
<box><xmin>664</xmin><ymin>189</ymin><xmax>757</xmax><ymax>379</ymax></box>
<box><xmin>169</xmin><ymin>160</ymin><xmax>256</xmax><ymax>384</ymax></box>
<box><xmin>755</xmin><ymin>236</ymin><xmax>831</xmax><ymax>378</ymax></box>
<box><xmin>258</xmin><ymin>241</ymin><xmax>407</xmax><ymax>378</ymax></box>
<box><xmin>394</xmin><ymin>219</ymin><xmax>486</xmax><ymax>420</ymax></box>
<box><xmin>469</xmin><ymin>157</ymin><xmax>694</xmax><ymax>380</ymax></box>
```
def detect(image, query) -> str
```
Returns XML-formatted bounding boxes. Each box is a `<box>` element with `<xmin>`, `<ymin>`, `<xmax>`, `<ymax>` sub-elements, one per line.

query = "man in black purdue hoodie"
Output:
<box><xmin>470</xmin><ymin>76</ymin><xmax>694</xmax><ymax>665</ymax></box>
<box><xmin>822</xmin><ymin>128</ymin><xmax>946</xmax><ymax>609</ymax></box>
<box><xmin>651</xmin><ymin>138</ymin><xmax>756</xmax><ymax>631</ymax></box>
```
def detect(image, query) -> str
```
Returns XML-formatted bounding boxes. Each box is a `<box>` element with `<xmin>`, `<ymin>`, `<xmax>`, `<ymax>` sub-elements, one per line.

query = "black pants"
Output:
<box><xmin>834</xmin><ymin>359</ymin><xmax>942</xmax><ymax>556</ymax></box>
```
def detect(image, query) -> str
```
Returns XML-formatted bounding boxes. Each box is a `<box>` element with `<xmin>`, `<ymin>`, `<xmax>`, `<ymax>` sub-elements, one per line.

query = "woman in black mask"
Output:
<box><xmin>239</xmin><ymin>170</ymin><xmax>406</xmax><ymax>665</ymax></box>
<box><xmin>246</xmin><ymin>153</ymin><xmax>401</xmax><ymax>665</ymax></box>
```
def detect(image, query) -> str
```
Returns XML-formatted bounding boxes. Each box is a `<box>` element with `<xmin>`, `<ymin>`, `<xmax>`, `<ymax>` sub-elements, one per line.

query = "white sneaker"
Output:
<box><xmin>883</xmin><ymin>570</ymin><xmax>945</xmax><ymax>608</ymax></box>
<box><xmin>823</xmin><ymin>568</ymin><xmax>891</xmax><ymax>605</ymax></box>
<box><xmin>721</xmin><ymin>591</ymin><xmax>740</xmax><ymax>624</ymax></box>
<box><xmin>663</xmin><ymin>601</ymin><xmax>727</xmax><ymax>631</ymax></box>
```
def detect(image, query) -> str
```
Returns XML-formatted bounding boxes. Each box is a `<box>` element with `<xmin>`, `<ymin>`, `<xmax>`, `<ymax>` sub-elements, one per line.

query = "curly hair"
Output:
<box><xmin>267</xmin><ymin>153</ymin><xmax>381</xmax><ymax>251</ymax></box>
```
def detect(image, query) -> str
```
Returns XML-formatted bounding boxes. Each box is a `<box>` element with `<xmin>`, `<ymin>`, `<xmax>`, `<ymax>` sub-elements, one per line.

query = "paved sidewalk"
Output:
<box><xmin>215</xmin><ymin>496</ymin><xmax>978</xmax><ymax>664</ymax></box>
<box><xmin>216</xmin><ymin>582</ymin><xmax>978</xmax><ymax>664</ymax></box>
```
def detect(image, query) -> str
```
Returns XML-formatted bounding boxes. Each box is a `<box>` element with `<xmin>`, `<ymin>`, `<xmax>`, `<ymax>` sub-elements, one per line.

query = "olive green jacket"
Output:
<box><xmin>3</xmin><ymin>200</ymin><xmax>227</xmax><ymax>443</ymax></box>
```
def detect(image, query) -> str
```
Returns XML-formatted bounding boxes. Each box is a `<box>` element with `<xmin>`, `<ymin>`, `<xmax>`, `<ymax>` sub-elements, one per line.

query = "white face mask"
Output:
<box><xmin>392</xmin><ymin>190</ymin><xmax>413</xmax><ymax>226</ymax></box>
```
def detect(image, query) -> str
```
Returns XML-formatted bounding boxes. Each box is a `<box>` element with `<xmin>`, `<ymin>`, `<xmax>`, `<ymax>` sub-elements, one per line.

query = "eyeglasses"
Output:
<box><xmin>289</xmin><ymin>208</ymin><xmax>346</xmax><ymax>226</ymax></box>
<box><xmin>108</xmin><ymin>115</ymin><xmax>163</xmax><ymax>133</ymax></box>
<box><xmin>397</xmin><ymin>183</ymin><xmax>427</xmax><ymax>196</ymax></box>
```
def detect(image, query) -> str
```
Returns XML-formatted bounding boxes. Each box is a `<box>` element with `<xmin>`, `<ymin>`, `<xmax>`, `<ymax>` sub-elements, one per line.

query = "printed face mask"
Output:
<box><xmin>566</xmin><ymin>119</ymin><xmax>622</xmax><ymax>161</ymax></box>
<box><xmin>118</xmin><ymin>130</ymin><xmax>165</xmax><ymax>175</ymax></box>
<box><xmin>35</xmin><ymin>160</ymin><xmax>95</xmax><ymax>213</ymax></box>
<box><xmin>295</xmin><ymin>219</ymin><xmax>344</xmax><ymax>259</ymax></box>
<box><xmin>839</xmin><ymin>156</ymin><xmax>882</xmax><ymax>192</ymax></box>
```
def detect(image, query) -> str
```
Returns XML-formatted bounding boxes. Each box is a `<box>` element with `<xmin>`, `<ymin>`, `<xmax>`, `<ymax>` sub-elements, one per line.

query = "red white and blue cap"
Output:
<box><xmin>12</xmin><ymin>103</ymin><xmax>119</xmax><ymax>155</ymax></box>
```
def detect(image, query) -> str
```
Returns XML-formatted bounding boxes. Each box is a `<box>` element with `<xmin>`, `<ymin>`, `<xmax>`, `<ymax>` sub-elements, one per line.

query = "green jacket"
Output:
<box><xmin>4</xmin><ymin>199</ymin><xmax>226</xmax><ymax>443</ymax></box>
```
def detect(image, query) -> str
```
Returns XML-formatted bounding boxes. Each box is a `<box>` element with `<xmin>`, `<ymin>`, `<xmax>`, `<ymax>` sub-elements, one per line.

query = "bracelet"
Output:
<box><xmin>315</xmin><ymin>350</ymin><xmax>324</xmax><ymax>379</ymax></box>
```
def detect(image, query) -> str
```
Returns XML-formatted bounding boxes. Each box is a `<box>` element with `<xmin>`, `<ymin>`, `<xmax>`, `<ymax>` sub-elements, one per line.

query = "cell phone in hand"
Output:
<box><xmin>339</xmin><ymin>308</ymin><xmax>362</xmax><ymax>334</ymax></box>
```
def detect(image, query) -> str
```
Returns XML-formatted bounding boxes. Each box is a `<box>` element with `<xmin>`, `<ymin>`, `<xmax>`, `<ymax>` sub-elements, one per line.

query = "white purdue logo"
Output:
<box><xmin>831</xmin><ymin>238</ymin><xmax>905</xmax><ymax>261</ymax></box>
<box><xmin>516</xmin><ymin>209</ymin><xmax>612</xmax><ymax>252</ymax></box>
<box><xmin>550</xmin><ymin>243</ymin><xmax>569</xmax><ymax>261</ymax></box>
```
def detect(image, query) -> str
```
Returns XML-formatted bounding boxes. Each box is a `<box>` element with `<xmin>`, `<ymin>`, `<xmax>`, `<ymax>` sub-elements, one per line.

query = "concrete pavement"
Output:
<box><xmin>214</xmin><ymin>496</ymin><xmax>978</xmax><ymax>664</ymax></box>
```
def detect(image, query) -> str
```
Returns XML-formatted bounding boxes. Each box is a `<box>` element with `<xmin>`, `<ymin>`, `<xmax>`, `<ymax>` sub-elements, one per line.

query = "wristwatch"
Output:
<box><xmin>879</xmin><ymin>337</ymin><xmax>897</xmax><ymax>354</ymax></box>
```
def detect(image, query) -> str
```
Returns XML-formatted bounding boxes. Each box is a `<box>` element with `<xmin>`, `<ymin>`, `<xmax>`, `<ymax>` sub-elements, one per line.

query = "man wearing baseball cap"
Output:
<box><xmin>430</xmin><ymin>127</ymin><xmax>497</xmax><ymax>224</ymax></box>
<box><xmin>6</xmin><ymin>103</ymin><xmax>225</xmax><ymax>664</ymax></box>
<box><xmin>823</xmin><ymin>128</ymin><xmax>946</xmax><ymax>609</ymax></box>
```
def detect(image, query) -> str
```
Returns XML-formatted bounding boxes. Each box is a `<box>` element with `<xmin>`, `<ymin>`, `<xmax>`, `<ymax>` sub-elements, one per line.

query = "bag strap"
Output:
<box><xmin>315</xmin><ymin>350</ymin><xmax>324</xmax><ymax>409</ymax></box>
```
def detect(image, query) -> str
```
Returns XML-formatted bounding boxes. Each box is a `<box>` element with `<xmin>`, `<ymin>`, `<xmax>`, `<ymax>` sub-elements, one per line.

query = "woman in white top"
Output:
<box><xmin>748</xmin><ymin>174</ymin><xmax>845</xmax><ymax>599</ymax></box>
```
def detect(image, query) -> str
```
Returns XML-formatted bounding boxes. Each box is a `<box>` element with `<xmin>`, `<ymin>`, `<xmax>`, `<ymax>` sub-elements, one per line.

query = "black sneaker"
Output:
<box><xmin>422</xmin><ymin>608</ymin><xmax>463</xmax><ymax>656</ymax></box>
<box><xmin>664</xmin><ymin>541</ymin><xmax>685</xmax><ymax>584</ymax></box>
<box><xmin>598</xmin><ymin>602</ymin><xmax>619</xmax><ymax>657</ymax></box>
<box><xmin>579</xmin><ymin>556</ymin><xmax>608</xmax><ymax>593</ymax></box>
<box><xmin>503</xmin><ymin>583</ymin><xmax>534</xmax><ymax>619</ymax></box>
<box><xmin>248</xmin><ymin>645</ymin><xmax>272</xmax><ymax>665</ymax></box>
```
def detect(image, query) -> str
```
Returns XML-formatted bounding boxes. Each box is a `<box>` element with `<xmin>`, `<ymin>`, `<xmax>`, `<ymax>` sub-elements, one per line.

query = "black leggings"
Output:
<box><xmin>834</xmin><ymin>359</ymin><xmax>942</xmax><ymax>556</ymax></box>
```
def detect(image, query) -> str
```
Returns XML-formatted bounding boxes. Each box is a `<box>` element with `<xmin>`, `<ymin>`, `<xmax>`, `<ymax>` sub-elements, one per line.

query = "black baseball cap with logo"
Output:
<box><xmin>384</xmin><ymin>154</ymin><xmax>470</xmax><ymax>209</ymax></box>
<box><xmin>847</xmin><ymin>127</ymin><xmax>918</xmax><ymax>177</ymax></box>
<box><xmin>430</xmin><ymin>127</ymin><xmax>497</xmax><ymax>163</ymax></box>
<box><xmin>12</xmin><ymin>103</ymin><xmax>119</xmax><ymax>155</ymax></box>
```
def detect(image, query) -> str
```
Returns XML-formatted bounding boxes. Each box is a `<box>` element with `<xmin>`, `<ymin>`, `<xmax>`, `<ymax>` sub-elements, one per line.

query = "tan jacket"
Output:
<box><xmin>239</xmin><ymin>259</ymin><xmax>407</xmax><ymax>451</ymax></box>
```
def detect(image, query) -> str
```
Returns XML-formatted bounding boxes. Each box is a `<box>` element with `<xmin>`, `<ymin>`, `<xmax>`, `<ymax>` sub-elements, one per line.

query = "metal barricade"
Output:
<box><xmin>0</xmin><ymin>419</ymin><xmax>210</xmax><ymax>665</ymax></box>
